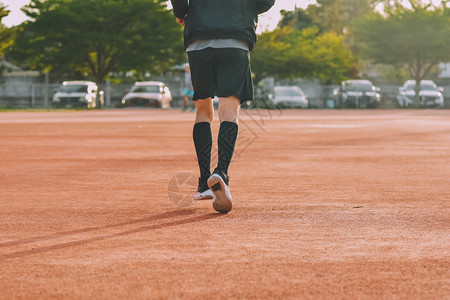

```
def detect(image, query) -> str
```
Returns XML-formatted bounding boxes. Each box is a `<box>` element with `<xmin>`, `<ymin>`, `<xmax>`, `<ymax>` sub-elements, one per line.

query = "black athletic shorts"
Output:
<box><xmin>187</xmin><ymin>48</ymin><xmax>254</xmax><ymax>103</ymax></box>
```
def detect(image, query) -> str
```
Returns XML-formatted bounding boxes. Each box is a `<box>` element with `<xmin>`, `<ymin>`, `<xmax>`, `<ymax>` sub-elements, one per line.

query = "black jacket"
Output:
<box><xmin>171</xmin><ymin>0</ymin><xmax>275</xmax><ymax>51</ymax></box>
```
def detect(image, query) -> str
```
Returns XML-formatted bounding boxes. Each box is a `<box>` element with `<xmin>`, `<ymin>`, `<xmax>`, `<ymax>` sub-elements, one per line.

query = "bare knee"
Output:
<box><xmin>196</xmin><ymin>110</ymin><xmax>213</xmax><ymax>123</ymax></box>
<box><xmin>218</xmin><ymin>96</ymin><xmax>241</xmax><ymax>123</ymax></box>
<box><xmin>195</xmin><ymin>98</ymin><xmax>214</xmax><ymax>123</ymax></box>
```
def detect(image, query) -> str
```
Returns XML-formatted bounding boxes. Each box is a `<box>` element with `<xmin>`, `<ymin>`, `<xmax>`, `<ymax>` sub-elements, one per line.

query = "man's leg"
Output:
<box><xmin>216</xmin><ymin>95</ymin><xmax>240</xmax><ymax>175</ymax></box>
<box><xmin>193</xmin><ymin>98</ymin><xmax>214</xmax><ymax>200</ymax></box>
<box><xmin>182</xmin><ymin>94</ymin><xmax>188</xmax><ymax>111</ymax></box>
<box><xmin>207</xmin><ymin>95</ymin><xmax>240</xmax><ymax>213</ymax></box>
<box><xmin>187</xmin><ymin>48</ymin><xmax>215</xmax><ymax>200</ymax></box>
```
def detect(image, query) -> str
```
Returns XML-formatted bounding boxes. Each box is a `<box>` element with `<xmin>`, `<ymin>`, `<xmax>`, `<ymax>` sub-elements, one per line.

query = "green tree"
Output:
<box><xmin>0</xmin><ymin>3</ymin><xmax>8</xmax><ymax>26</ymax></box>
<box><xmin>278</xmin><ymin>8</ymin><xmax>316</xmax><ymax>31</ymax></box>
<box><xmin>0</xmin><ymin>2</ymin><xmax>11</xmax><ymax>80</ymax></box>
<box><xmin>306</xmin><ymin>0</ymin><xmax>381</xmax><ymax>34</ymax></box>
<box><xmin>0</xmin><ymin>2</ymin><xmax>10</xmax><ymax>57</ymax></box>
<box><xmin>251</xmin><ymin>27</ymin><xmax>355</xmax><ymax>84</ymax></box>
<box><xmin>10</xmin><ymin>0</ymin><xmax>184</xmax><ymax>86</ymax></box>
<box><xmin>352</xmin><ymin>2</ymin><xmax>450</xmax><ymax>107</ymax></box>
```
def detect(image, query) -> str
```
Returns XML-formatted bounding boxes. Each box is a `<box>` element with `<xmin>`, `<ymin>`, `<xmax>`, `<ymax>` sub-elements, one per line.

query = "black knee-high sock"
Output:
<box><xmin>217</xmin><ymin>121</ymin><xmax>238</xmax><ymax>175</ymax></box>
<box><xmin>193</xmin><ymin>122</ymin><xmax>212</xmax><ymax>180</ymax></box>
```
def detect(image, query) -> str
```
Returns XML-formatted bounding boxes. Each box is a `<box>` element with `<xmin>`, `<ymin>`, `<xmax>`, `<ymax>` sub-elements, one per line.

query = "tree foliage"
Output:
<box><xmin>277</xmin><ymin>9</ymin><xmax>317</xmax><ymax>31</ymax></box>
<box><xmin>305</xmin><ymin>0</ymin><xmax>381</xmax><ymax>34</ymax></box>
<box><xmin>352</xmin><ymin>2</ymin><xmax>450</xmax><ymax>106</ymax></box>
<box><xmin>252</xmin><ymin>27</ymin><xmax>355</xmax><ymax>84</ymax></box>
<box><xmin>0</xmin><ymin>2</ymin><xmax>10</xmax><ymax>58</ymax></box>
<box><xmin>9</xmin><ymin>0</ymin><xmax>184</xmax><ymax>84</ymax></box>
<box><xmin>0</xmin><ymin>2</ymin><xmax>14</xmax><ymax>80</ymax></box>
<box><xmin>0</xmin><ymin>2</ymin><xmax>8</xmax><ymax>20</ymax></box>
<box><xmin>267</xmin><ymin>0</ymin><xmax>381</xmax><ymax>83</ymax></box>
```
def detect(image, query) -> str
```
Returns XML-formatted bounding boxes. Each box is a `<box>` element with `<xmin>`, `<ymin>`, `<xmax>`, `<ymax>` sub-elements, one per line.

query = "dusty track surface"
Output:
<box><xmin>0</xmin><ymin>109</ymin><xmax>449</xmax><ymax>299</ymax></box>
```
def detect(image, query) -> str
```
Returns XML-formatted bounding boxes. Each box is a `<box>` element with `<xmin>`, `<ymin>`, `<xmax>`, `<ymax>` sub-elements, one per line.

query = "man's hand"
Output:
<box><xmin>176</xmin><ymin>17</ymin><xmax>185</xmax><ymax>26</ymax></box>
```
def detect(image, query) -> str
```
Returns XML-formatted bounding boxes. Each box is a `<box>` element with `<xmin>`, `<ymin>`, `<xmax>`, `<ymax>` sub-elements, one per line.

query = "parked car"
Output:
<box><xmin>270</xmin><ymin>86</ymin><xmax>309</xmax><ymax>108</ymax></box>
<box><xmin>334</xmin><ymin>80</ymin><xmax>381</xmax><ymax>108</ymax></box>
<box><xmin>397</xmin><ymin>80</ymin><xmax>444</xmax><ymax>108</ymax></box>
<box><xmin>52</xmin><ymin>81</ymin><xmax>101</xmax><ymax>108</ymax></box>
<box><xmin>121</xmin><ymin>81</ymin><xmax>172</xmax><ymax>108</ymax></box>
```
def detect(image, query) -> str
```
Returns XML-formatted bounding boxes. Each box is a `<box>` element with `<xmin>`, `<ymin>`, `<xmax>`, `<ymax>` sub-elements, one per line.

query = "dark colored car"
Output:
<box><xmin>334</xmin><ymin>80</ymin><xmax>381</xmax><ymax>108</ymax></box>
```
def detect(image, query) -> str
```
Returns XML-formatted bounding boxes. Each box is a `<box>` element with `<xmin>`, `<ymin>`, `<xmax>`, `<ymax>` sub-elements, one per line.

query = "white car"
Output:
<box><xmin>53</xmin><ymin>81</ymin><xmax>100</xmax><ymax>108</ymax></box>
<box><xmin>397</xmin><ymin>80</ymin><xmax>444</xmax><ymax>108</ymax></box>
<box><xmin>122</xmin><ymin>81</ymin><xmax>172</xmax><ymax>108</ymax></box>
<box><xmin>271</xmin><ymin>86</ymin><xmax>308</xmax><ymax>108</ymax></box>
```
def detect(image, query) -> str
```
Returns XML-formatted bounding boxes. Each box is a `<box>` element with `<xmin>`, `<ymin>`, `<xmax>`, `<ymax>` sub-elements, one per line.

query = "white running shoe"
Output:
<box><xmin>207</xmin><ymin>172</ymin><xmax>232</xmax><ymax>213</ymax></box>
<box><xmin>194</xmin><ymin>189</ymin><xmax>213</xmax><ymax>201</ymax></box>
<box><xmin>194</xmin><ymin>177</ymin><xmax>213</xmax><ymax>201</ymax></box>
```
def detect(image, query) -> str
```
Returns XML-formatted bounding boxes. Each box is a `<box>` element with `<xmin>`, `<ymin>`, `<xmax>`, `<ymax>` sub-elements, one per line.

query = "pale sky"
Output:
<box><xmin>1</xmin><ymin>0</ymin><xmax>315</xmax><ymax>32</ymax></box>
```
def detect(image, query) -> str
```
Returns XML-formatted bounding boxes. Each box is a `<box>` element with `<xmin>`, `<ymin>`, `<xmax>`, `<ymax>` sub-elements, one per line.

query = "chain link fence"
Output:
<box><xmin>0</xmin><ymin>82</ymin><xmax>59</xmax><ymax>108</ymax></box>
<box><xmin>1</xmin><ymin>79</ymin><xmax>449</xmax><ymax>109</ymax></box>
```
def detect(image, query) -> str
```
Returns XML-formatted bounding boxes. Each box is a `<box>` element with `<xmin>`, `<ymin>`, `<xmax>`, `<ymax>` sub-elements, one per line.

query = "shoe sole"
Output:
<box><xmin>207</xmin><ymin>174</ymin><xmax>232</xmax><ymax>213</ymax></box>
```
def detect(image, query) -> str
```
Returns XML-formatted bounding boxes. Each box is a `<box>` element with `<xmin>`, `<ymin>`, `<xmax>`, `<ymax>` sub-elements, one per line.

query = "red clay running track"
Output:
<box><xmin>0</xmin><ymin>109</ymin><xmax>449</xmax><ymax>299</ymax></box>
